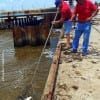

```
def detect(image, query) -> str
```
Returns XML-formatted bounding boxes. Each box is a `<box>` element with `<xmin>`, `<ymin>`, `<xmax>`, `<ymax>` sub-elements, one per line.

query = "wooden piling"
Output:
<box><xmin>13</xmin><ymin>26</ymin><xmax>26</xmax><ymax>47</ymax></box>
<box><xmin>25</xmin><ymin>25</ymin><xmax>39</xmax><ymax>46</ymax></box>
<box><xmin>39</xmin><ymin>13</ymin><xmax>55</xmax><ymax>44</ymax></box>
<box><xmin>41</xmin><ymin>44</ymin><xmax>61</xmax><ymax>100</ymax></box>
<box><xmin>12</xmin><ymin>12</ymin><xmax>58</xmax><ymax>47</ymax></box>
<box><xmin>39</xmin><ymin>22</ymin><xmax>50</xmax><ymax>44</ymax></box>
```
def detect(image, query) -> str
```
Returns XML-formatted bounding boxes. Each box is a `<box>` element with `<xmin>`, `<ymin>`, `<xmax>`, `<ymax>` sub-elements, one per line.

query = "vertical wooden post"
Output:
<box><xmin>13</xmin><ymin>26</ymin><xmax>25</xmax><ymax>47</ymax></box>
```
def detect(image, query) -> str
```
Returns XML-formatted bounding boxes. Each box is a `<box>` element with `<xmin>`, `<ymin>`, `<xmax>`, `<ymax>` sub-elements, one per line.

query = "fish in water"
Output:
<box><xmin>24</xmin><ymin>96</ymin><xmax>32</xmax><ymax>100</ymax></box>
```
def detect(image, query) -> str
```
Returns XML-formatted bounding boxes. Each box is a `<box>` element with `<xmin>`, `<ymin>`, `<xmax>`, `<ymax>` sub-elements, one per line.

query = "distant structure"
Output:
<box><xmin>0</xmin><ymin>8</ymin><xmax>58</xmax><ymax>47</ymax></box>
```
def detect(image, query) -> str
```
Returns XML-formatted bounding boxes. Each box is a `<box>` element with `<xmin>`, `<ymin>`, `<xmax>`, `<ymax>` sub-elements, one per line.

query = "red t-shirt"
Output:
<box><xmin>60</xmin><ymin>1</ymin><xmax>72</xmax><ymax>21</ymax></box>
<box><xmin>74</xmin><ymin>0</ymin><xmax>97</xmax><ymax>22</ymax></box>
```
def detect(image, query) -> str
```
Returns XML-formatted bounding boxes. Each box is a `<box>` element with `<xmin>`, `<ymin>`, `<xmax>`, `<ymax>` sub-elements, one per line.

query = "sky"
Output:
<box><xmin>0</xmin><ymin>0</ymin><xmax>99</xmax><ymax>11</ymax></box>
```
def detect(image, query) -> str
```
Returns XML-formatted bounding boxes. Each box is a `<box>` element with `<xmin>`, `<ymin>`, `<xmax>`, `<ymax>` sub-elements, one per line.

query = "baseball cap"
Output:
<box><xmin>55</xmin><ymin>0</ymin><xmax>61</xmax><ymax>7</ymax></box>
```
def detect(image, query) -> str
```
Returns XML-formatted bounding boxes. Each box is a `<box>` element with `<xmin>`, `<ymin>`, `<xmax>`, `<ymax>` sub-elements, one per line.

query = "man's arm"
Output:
<box><xmin>70</xmin><ymin>13</ymin><xmax>76</xmax><ymax>21</ymax></box>
<box><xmin>86</xmin><ymin>8</ymin><xmax>99</xmax><ymax>21</ymax></box>
<box><xmin>52</xmin><ymin>18</ymin><xmax>64</xmax><ymax>24</ymax></box>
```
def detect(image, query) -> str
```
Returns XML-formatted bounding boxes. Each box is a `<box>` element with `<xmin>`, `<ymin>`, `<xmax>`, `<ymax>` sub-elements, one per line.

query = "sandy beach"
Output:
<box><xmin>53</xmin><ymin>13</ymin><xmax>100</xmax><ymax>100</ymax></box>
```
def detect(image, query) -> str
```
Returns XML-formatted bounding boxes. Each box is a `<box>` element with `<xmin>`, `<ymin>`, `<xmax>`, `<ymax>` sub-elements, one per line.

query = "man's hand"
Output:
<box><xmin>86</xmin><ymin>16</ymin><xmax>92</xmax><ymax>21</ymax></box>
<box><xmin>52</xmin><ymin>21</ymin><xmax>56</xmax><ymax>24</ymax></box>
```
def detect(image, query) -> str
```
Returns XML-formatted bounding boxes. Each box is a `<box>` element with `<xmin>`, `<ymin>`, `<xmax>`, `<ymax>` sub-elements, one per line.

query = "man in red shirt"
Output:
<box><xmin>70</xmin><ymin>0</ymin><xmax>98</xmax><ymax>56</ymax></box>
<box><xmin>52</xmin><ymin>0</ymin><xmax>72</xmax><ymax>48</ymax></box>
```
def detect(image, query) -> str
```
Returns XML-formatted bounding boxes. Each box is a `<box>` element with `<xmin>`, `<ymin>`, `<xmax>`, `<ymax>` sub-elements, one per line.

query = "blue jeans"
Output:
<box><xmin>63</xmin><ymin>20</ymin><xmax>72</xmax><ymax>34</ymax></box>
<box><xmin>72</xmin><ymin>22</ymin><xmax>91</xmax><ymax>53</ymax></box>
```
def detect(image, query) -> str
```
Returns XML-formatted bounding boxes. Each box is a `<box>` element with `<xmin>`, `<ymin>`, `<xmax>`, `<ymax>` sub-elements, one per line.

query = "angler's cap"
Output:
<box><xmin>55</xmin><ymin>0</ymin><xmax>61</xmax><ymax>7</ymax></box>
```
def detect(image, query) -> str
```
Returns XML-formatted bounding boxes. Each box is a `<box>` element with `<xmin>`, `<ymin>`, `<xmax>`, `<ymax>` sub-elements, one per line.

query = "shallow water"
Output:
<box><xmin>0</xmin><ymin>30</ymin><xmax>52</xmax><ymax>100</ymax></box>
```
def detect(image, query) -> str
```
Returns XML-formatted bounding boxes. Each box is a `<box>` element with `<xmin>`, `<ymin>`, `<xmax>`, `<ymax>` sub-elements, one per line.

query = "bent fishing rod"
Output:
<box><xmin>17</xmin><ymin>10</ymin><xmax>59</xmax><ymax>100</ymax></box>
<box><xmin>33</xmin><ymin>10</ymin><xmax>58</xmax><ymax>70</ymax></box>
<box><xmin>29</xmin><ymin>10</ymin><xmax>59</xmax><ymax>97</ymax></box>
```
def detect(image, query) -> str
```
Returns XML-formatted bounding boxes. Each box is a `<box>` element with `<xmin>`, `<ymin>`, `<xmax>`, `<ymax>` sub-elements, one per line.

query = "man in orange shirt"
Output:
<box><xmin>70</xmin><ymin>0</ymin><xmax>98</xmax><ymax>56</ymax></box>
<box><xmin>52</xmin><ymin>0</ymin><xmax>72</xmax><ymax>48</ymax></box>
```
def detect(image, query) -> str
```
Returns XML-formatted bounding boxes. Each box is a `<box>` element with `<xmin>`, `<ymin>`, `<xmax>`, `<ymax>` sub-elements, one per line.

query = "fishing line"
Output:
<box><xmin>14</xmin><ymin>10</ymin><xmax>59</xmax><ymax>100</ymax></box>
<box><xmin>32</xmin><ymin>10</ymin><xmax>58</xmax><ymax>77</ymax></box>
<box><xmin>30</xmin><ymin>10</ymin><xmax>59</xmax><ymax>98</ymax></box>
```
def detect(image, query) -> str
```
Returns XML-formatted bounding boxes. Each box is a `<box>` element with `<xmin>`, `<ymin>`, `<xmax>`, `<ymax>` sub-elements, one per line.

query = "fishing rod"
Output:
<box><xmin>32</xmin><ymin>10</ymin><xmax>58</xmax><ymax>76</ymax></box>
<box><xmin>15</xmin><ymin>10</ymin><xmax>59</xmax><ymax>100</ymax></box>
<box><xmin>29</xmin><ymin>10</ymin><xmax>59</xmax><ymax>98</ymax></box>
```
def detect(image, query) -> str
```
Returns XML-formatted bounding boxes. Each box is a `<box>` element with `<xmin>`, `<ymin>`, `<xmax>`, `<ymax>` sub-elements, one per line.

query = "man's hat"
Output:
<box><xmin>55</xmin><ymin>0</ymin><xmax>61</xmax><ymax>7</ymax></box>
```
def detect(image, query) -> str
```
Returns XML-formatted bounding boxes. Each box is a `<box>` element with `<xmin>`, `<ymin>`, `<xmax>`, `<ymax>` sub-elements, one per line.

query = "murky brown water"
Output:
<box><xmin>0</xmin><ymin>30</ymin><xmax>51</xmax><ymax>100</ymax></box>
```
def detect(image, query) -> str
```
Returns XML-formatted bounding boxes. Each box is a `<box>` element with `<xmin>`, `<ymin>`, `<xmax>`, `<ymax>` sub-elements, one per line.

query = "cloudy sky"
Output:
<box><xmin>0</xmin><ymin>0</ymin><xmax>99</xmax><ymax>11</ymax></box>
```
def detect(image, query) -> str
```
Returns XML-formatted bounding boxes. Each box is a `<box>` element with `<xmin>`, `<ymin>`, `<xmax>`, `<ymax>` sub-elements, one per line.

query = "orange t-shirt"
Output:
<box><xmin>74</xmin><ymin>0</ymin><xmax>97</xmax><ymax>22</ymax></box>
<box><xmin>60</xmin><ymin>1</ymin><xmax>72</xmax><ymax>21</ymax></box>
